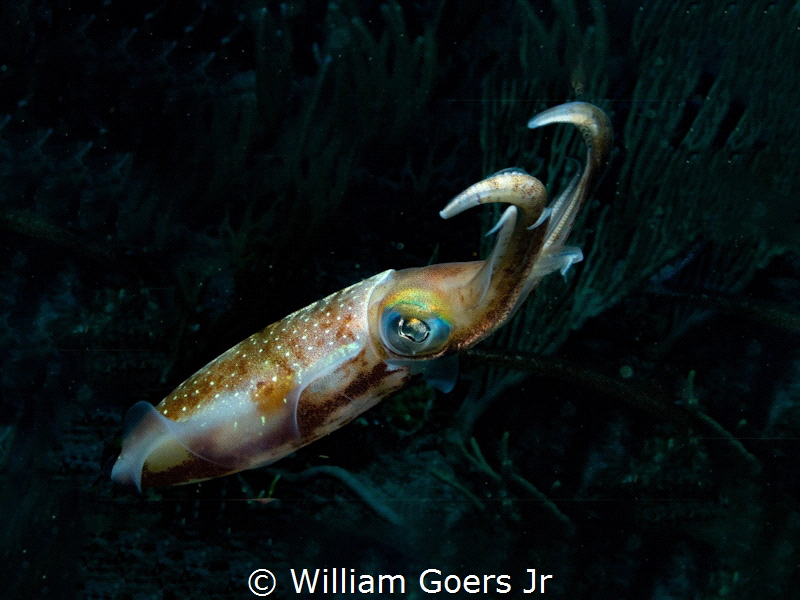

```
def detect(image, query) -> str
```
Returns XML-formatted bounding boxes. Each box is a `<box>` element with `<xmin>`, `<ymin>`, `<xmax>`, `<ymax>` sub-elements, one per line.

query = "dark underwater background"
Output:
<box><xmin>2</xmin><ymin>0</ymin><xmax>800</xmax><ymax>598</ymax></box>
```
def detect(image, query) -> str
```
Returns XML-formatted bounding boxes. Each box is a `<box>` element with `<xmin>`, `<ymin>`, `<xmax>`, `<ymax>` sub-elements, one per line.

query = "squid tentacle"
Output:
<box><xmin>435</xmin><ymin>101</ymin><xmax>612</xmax><ymax>350</ymax></box>
<box><xmin>528</xmin><ymin>102</ymin><xmax>612</xmax><ymax>254</ymax></box>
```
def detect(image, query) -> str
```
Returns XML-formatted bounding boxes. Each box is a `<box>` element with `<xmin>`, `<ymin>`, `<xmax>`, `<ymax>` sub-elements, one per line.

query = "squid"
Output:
<box><xmin>110</xmin><ymin>102</ymin><xmax>611</xmax><ymax>490</ymax></box>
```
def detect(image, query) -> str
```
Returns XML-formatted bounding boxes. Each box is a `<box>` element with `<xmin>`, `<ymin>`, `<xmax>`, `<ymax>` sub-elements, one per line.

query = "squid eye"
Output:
<box><xmin>398</xmin><ymin>317</ymin><xmax>429</xmax><ymax>343</ymax></box>
<box><xmin>380</xmin><ymin>303</ymin><xmax>451</xmax><ymax>357</ymax></box>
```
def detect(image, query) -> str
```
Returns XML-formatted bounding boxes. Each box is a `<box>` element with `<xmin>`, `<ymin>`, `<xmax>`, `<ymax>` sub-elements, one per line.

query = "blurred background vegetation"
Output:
<box><xmin>1</xmin><ymin>0</ymin><xmax>799</xmax><ymax>598</ymax></box>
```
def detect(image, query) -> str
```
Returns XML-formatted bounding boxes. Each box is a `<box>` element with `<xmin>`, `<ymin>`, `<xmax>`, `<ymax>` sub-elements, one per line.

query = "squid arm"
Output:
<box><xmin>110</xmin><ymin>102</ymin><xmax>611</xmax><ymax>489</ymax></box>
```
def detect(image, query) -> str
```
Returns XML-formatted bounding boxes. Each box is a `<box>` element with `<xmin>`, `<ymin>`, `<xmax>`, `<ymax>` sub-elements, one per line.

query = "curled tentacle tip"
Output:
<box><xmin>527</xmin><ymin>102</ymin><xmax>612</xmax><ymax>180</ymax></box>
<box><xmin>484</xmin><ymin>205</ymin><xmax>517</xmax><ymax>237</ymax></box>
<box><xmin>440</xmin><ymin>172</ymin><xmax>547</xmax><ymax>221</ymax></box>
<box><xmin>526</xmin><ymin>101</ymin><xmax>605</xmax><ymax>129</ymax></box>
<box><xmin>527</xmin><ymin>206</ymin><xmax>552</xmax><ymax>230</ymax></box>
<box><xmin>560</xmin><ymin>252</ymin><xmax>582</xmax><ymax>276</ymax></box>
